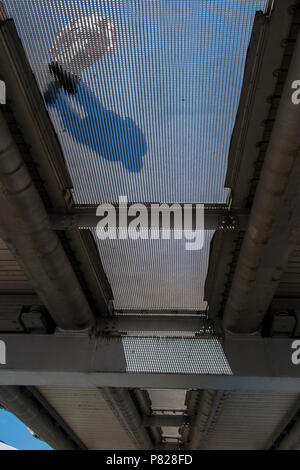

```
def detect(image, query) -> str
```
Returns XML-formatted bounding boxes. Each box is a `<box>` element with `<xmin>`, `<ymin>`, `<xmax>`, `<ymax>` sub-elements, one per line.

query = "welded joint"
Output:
<box><xmin>51</xmin><ymin>214</ymin><xmax>79</xmax><ymax>230</ymax></box>
<box><xmin>218</xmin><ymin>213</ymin><xmax>239</xmax><ymax>231</ymax></box>
<box><xmin>97</xmin><ymin>316</ymin><xmax>120</xmax><ymax>336</ymax></box>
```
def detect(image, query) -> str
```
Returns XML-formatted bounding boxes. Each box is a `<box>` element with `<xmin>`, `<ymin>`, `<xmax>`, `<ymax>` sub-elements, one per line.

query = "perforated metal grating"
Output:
<box><xmin>123</xmin><ymin>336</ymin><xmax>232</xmax><ymax>374</ymax></box>
<box><xmin>92</xmin><ymin>229</ymin><xmax>214</xmax><ymax>309</ymax></box>
<box><xmin>3</xmin><ymin>0</ymin><xmax>267</xmax><ymax>203</ymax></box>
<box><xmin>2</xmin><ymin>0</ymin><xmax>267</xmax><ymax>310</ymax></box>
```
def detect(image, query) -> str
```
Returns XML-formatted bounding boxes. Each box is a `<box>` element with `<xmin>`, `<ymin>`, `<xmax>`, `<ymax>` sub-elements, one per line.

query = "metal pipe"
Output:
<box><xmin>28</xmin><ymin>386</ymin><xmax>87</xmax><ymax>449</ymax></box>
<box><xmin>101</xmin><ymin>388</ymin><xmax>153</xmax><ymax>450</ymax></box>
<box><xmin>188</xmin><ymin>390</ymin><xmax>220</xmax><ymax>450</ymax></box>
<box><xmin>0</xmin><ymin>110</ymin><xmax>95</xmax><ymax>330</ymax></box>
<box><xmin>132</xmin><ymin>389</ymin><xmax>162</xmax><ymax>445</ymax></box>
<box><xmin>223</xmin><ymin>30</ymin><xmax>300</xmax><ymax>334</ymax></box>
<box><xmin>266</xmin><ymin>398</ymin><xmax>300</xmax><ymax>450</ymax></box>
<box><xmin>0</xmin><ymin>386</ymin><xmax>78</xmax><ymax>449</ymax></box>
<box><xmin>277</xmin><ymin>418</ymin><xmax>300</xmax><ymax>450</ymax></box>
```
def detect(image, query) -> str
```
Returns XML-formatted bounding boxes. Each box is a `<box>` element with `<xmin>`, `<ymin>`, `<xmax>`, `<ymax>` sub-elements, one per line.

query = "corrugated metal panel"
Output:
<box><xmin>198</xmin><ymin>391</ymin><xmax>299</xmax><ymax>450</ymax></box>
<box><xmin>0</xmin><ymin>239</ymin><xmax>32</xmax><ymax>292</ymax></box>
<box><xmin>0</xmin><ymin>294</ymin><xmax>41</xmax><ymax>332</ymax></box>
<box><xmin>38</xmin><ymin>386</ymin><xmax>137</xmax><ymax>450</ymax></box>
<box><xmin>277</xmin><ymin>245</ymin><xmax>300</xmax><ymax>297</ymax></box>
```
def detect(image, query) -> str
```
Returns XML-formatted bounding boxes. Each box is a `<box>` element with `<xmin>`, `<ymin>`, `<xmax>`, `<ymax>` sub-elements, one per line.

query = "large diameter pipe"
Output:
<box><xmin>223</xmin><ymin>31</ymin><xmax>300</xmax><ymax>334</ymax></box>
<box><xmin>0</xmin><ymin>386</ymin><xmax>77</xmax><ymax>450</ymax></box>
<box><xmin>277</xmin><ymin>419</ymin><xmax>300</xmax><ymax>450</ymax></box>
<box><xmin>102</xmin><ymin>388</ymin><xmax>153</xmax><ymax>450</ymax></box>
<box><xmin>0</xmin><ymin>110</ymin><xmax>94</xmax><ymax>330</ymax></box>
<box><xmin>188</xmin><ymin>390</ymin><xmax>219</xmax><ymax>450</ymax></box>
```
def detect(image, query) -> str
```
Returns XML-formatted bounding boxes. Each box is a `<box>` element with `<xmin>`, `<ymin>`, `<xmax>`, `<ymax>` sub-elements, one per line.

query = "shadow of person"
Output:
<box><xmin>45</xmin><ymin>80</ymin><xmax>147</xmax><ymax>172</ymax></box>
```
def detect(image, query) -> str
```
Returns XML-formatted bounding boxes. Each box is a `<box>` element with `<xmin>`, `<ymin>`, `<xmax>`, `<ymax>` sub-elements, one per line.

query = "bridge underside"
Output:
<box><xmin>1</xmin><ymin>0</ymin><xmax>300</xmax><ymax>451</ymax></box>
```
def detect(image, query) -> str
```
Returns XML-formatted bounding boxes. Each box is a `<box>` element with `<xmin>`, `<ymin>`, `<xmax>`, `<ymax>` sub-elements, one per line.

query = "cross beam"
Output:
<box><xmin>48</xmin><ymin>205</ymin><xmax>249</xmax><ymax>231</ymax></box>
<box><xmin>1</xmin><ymin>334</ymin><xmax>300</xmax><ymax>391</ymax></box>
<box><xmin>142</xmin><ymin>415</ymin><xmax>189</xmax><ymax>427</ymax></box>
<box><xmin>99</xmin><ymin>314</ymin><xmax>212</xmax><ymax>333</ymax></box>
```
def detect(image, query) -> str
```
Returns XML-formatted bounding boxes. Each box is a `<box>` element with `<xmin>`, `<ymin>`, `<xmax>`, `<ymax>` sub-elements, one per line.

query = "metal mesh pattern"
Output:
<box><xmin>93</xmin><ymin>229</ymin><xmax>213</xmax><ymax>309</ymax></box>
<box><xmin>123</xmin><ymin>336</ymin><xmax>232</xmax><ymax>374</ymax></box>
<box><xmin>0</xmin><ymin>239</ymin><xmax>32</xmax><ymax>292</ymax></box>
<box><xmin>2</xmin><ymin>0</ymin><xmax>266</xmax><ymax>310</ymax></box>
<box><xmin>3</xmin><ymin>0</ymin><xmax>266</xmax><ymax>203</ymax></box>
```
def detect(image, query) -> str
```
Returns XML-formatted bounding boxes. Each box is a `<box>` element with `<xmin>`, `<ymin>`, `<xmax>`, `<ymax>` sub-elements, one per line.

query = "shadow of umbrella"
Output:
<box><xmin>45</xmin><ymin>80</ymin><xmax>147</xmax><ymax>173</ymax></box>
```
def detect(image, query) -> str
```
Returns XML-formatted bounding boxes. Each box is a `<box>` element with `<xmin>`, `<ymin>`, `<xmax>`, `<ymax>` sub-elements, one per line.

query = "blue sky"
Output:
<box><xmin>4</xmin><ymin>0</ymin><xmax>266</xmax><ymax>203</ymax></box>
<box><xmin>0</xmin><ymin>409</ymin><xmax>52</xmax><ymax>450</ymax></box>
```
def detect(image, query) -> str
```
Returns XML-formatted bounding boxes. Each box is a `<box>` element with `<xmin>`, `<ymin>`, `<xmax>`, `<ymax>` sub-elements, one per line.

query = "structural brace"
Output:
<box><xmin>1</xmin><ymin>334</ymin><xmax>300</xmax><ymax>391</ymax></box>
